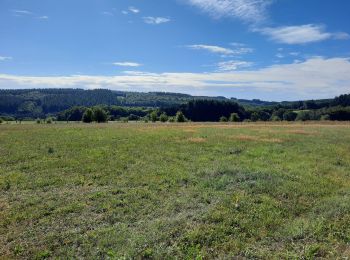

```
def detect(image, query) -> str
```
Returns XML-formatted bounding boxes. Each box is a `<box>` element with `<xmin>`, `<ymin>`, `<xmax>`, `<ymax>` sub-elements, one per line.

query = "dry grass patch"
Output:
<box><xmin>232</xmin><ymin>135</ymin><xmax>284</xmax><ymax>143</ymax></box>
<box><xmin>187</xmin><ymin>137</ymin><xmax>207</xmax><ymax>143</ymax></box>
<box><xmin>285</xmin><ymin>130</ymin><xmax>319</xmax><ymax>135</ymax></box>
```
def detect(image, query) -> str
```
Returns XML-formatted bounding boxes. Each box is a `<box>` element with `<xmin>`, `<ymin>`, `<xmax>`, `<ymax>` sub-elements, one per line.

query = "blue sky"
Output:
<box><xmin>0</xmin><ymin>0</ymin><xmax>350</xmax><ymax>100</ymax></box>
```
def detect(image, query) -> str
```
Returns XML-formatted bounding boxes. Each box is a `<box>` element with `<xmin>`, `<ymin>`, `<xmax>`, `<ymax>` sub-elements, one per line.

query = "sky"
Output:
<box><xmin>0</xmin><ymin>0</ymin><xmax>350</xmax><ymax>101</ymax></box>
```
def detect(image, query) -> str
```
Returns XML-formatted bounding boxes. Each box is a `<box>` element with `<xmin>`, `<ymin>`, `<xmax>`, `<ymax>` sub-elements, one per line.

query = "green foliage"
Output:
<box><xmin>128</xmin><ymin>114</ymin><xmax>140</xmax><ymax>121</ymax></box>
<box><xmin>283</xmin><ymin>111</ymin><xmax>298</xmax><ymax>121</ymax></box>
<box><xmin>320</xmin><ymin>114</ymin><xmax>330</xmax><ymax>121</ymax></box>
<box><xmin>0</xmin><ymin>118</ymin><xmax>3</xmax><ymax>124</ymax></box>
<box><xmin>46</xmin><ymin>117</ymin><xmax>53</xmax><ymax>124</ymax></box>
<box><xmin>176</xmin><ymin>111</ymin><xmax>186</xmax><ymax>122</ymax></box>
<box><xmin>36</xmin><ymin>118</ymin><xmax>41</xmax><ymax>124</ymax></box>
<box><xmin>93</xmin><ymin>107</ymin><xmax>108</xmax><ymax>123</ymax></box>
<box><xmin>219</xmin><ymin>116</ymin><xmax>228</xmax><ymax>122</ymax></box>
<box><xmin>250</xmin><ymin>111</ymin><xmax>270</xmax><ymax>121</ymax></box>
<box><xmin>82</xmin><ymin>109</ymin><xmax>93</xmax><ymax>123</ymax></box>
<box><xmin>159</xmin><ymin>112</ymin><xmax>168</xmax><ymax>122</ymax></box>
<box><xmin>229</xmin><ymin>113</ymin><xmax>240</xmax><ymax>122</ymax></box>
<box><xmin>150</xmin><ymin>111</ymin><xmax>158</xmax><ymax>122</ymax></box>
<box><xmin>270</xmin><ymin>115</ymin><xmax>281</xmax><ymax>121</ymax></box>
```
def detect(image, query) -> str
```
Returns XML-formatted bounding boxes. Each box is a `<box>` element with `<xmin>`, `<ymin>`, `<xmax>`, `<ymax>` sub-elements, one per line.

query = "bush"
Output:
<box><xmin>175</xmin><ymin>111</ymin><xmax>186</xmax><ymax>122</ymax></box>
<box><xmin>270</xmin><ymin>115</ymin><xmax>281</xmax><ymax>121</ymax></box>
<box><xmin>159</xmin><ymin>113</ymin><xmax>168</xmax><ymax>122</ymax></box>
<box><xmin>36</xmin><ymin>118</ymin><xmax>41</xmax><ymax>124</ymax></box>
<box><xmin>82</xmin><ymin>108</ymin><xmax>93</xmax><ymax>123</ymax></box>
<box><xmin>320</xmin><ymin>114</ymin><xmax>330</xmax><ymax>121</ymax></box>
<box><xmin>296</xmin><ymin>111</ymin><xmax>312</xmax><ymax>121</ymax></box>
<box><xmin>219</xmin><ymin>116</ymin><xmax>228</xmax><ymax>122</ymax></box>
<box><xmin>229</xmin><ymin>113</ymin><xmax>240</xmax><ymax>122</ymax></box>
<box><xmin>150</xmin><ymin>111</ymin><xmax>158</xmax><ymax>122</ymax></box>
<box><xmin>46</xmin><ymin>117</ymin><xmax>53</xmax><ymax>124</ymax></box>
<box><xmin>0</xmin><ymin>118</ymin><xmax>3</xmax><ymax>124</ymax></box>
<box><xmin>128</xmin><ymin>114</ymin><xmax>140</xmax><ymax>121</ymax></box>
<box><xmin>283</xmin><ymin>111</ymin><xmax>297</xmax><ymax>121</ymax></box>
<box><xmin>93</xmin><ymin>107</ymin><xmax>108</xmax><ymax>123</ymax></box>
<box><xmin>168</xmin><ymin>117</ymin><xmax>175</xmax><ymax>123</ymax></box>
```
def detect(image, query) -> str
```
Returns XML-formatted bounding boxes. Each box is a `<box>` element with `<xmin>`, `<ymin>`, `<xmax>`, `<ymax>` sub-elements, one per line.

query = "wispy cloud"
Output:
<box><xmin>186</xmin><ymin>44</ymin><xmax>253</xmax><ymax>56</ymax></box>
<box><xmin>217</xmin><ymin>60</ymin><xmax>253</xmax><ymax>71</ymax></box>
<box><xmin>11</xmin><ymin>9</ymin><xmax>49</xmax><ymax>20</ymax></box>
<box><xmin>258</xmin><ymin>24</ymin><xmax>350</xmax><ymax>44</ymax></box>
<box><xmin>186</xmin><ymin>0</ymin><xmax>273</xmax><ymax>24</ymax></box>
<box><xmin>128</xmin><ymin>6</ymin><xmax>140</xmax><ymax>14</ymax></box>
<box><xmin>1</xmin><ymin>57</ymin><xmax>349</xmax><ymax>100</ymax></box>
<box><xmin>12</xmin><ymin>9</ymin><xmax>32</xmax><ymax>15</ymax></box>
<box><xmin>0</xmin><ymin>56</ymin><xmax>12</xmax><ymax>61</ymax></box>
<box><xmin>101</xmin><ymin>11</ymin><xmax>113</xmax><ymax>16</ymax></box>
<box><xmin>113</xmin><ymin>62</ymin><xmax>142</xmax><ymax>67</ymax></box>
<box><xmin>143</xmin><ymin>17</ymin><xmax>171</xmax><ymax>25</ymax></box>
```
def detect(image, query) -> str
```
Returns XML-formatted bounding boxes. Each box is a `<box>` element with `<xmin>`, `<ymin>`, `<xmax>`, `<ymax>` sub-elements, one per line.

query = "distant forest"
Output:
<box><xmin>0</xmin><ymin>88</ymin><xmax>350</xmax><ymax>122</ymax></box>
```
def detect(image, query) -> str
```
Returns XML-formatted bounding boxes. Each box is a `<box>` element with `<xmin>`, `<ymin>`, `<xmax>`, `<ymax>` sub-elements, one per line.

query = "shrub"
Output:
<box><xmin>270</xmin><ymin>115</ymin><xmax>281</xmax><ymax>121</ymax></box>
<box><xmin>0</xmin><ymin>118</ymin><xmax>3</xmax><ymax>124</ymax></box>
<box><xmin>93</xmin><ymin>107</ymin><xmax>108</xmax><ymax>123</ymax></box>
<box><xmin>219</xmin><ymin>116</ymin><xmax>228</xmax><ymax>122</ymax></box>
<box><xmin>175</xmin><ymin>111</ymin><xmax>186</xmax><ymax>122</ymax></box>
<box><xmin>283</xmin><ymin>111</ymin><xmax>297</xmax><ymax>121</ymax></box>
<box><xmin>296</xmin><ymin>111</ymin><xmax>312</xmax><ymax>121</ymax></box>
<box><xmin>128</xmin><ymin>114</ymin><xmax>140</xmax><ymax>121</ymax></box>
<box><xmin>82</xmin><ymin>108</ymin><xmax>93</xmax><ymax>123</ymax></box>
<box><xmin>320</xmin><ymin>114</ymin><xmax>330</xmax><ymax>121</ymax></box>
<box><xmin>46</xmin><ymin>117</ymin><xmax>53</xmax><ymax>124</ymax></box>
<box><xmin>159</xmin><ymin>113</ymin><xmax>168</xmax><ymax>122</ymax></box>
<box><xmin>36</xmin><ymin>118</ymin><xmax>41</xmax><ymax>124</ymax></box>
<box><xmin>168</xmin><ymin>117</ymin><xmax>175</xmax><ymax>123</ymax></box>
<box><xmin>150</xmin><ymin>111</ymin><xmax>158</xmax><ymax>122</ymax></box>
<box><xmin>229</xmin><ymin>113</ymin><xmax>240</xmax><ymax>122</ymax></box>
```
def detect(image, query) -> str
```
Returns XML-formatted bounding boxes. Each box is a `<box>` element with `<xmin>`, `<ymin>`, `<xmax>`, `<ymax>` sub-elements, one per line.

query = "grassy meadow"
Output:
<box><xmin>0</xmin><ymin>122</ymin><xmax>350</xmax><ymax>259</ymax></box>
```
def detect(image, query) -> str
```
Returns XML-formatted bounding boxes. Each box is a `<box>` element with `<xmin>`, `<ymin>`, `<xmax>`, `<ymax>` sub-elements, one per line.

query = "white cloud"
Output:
<box><xmin>128</xmin><ymin>6</ymin><xmax>140</xmax><ymax>14</ymax></box>
<box><xmin>0</xmin><ymin>56</ymin><xmax>12</xmax><ymax>61</ymax></box>
<box><xmin>186</xmin><ymin>44</ymin><xmax>253</xmax><ymax>56</ymax></box>
<box><xmin>1</xmin><ymin>57</ymin><xmax>350</xmax><ymax>100</ymax></box>
<box><xmin>186</xmin><ymin>0</ymin><xmax>273</xmax><ymax>24</ymax></box>
<box><xmin>37</xmin><ymin>15</ymin><xmax>49</xmax><ymax>19</ymax></box>
<box><xmin>101</xmin><ymin>12</ymin><xmax>113</xmax><ymax>16</ymax></box>
<box><xmin>143</xmin><ymin>17</ymin><xmax>171</xmax><ymax>25</ymax></box>
<box><xmin>258</xmin><ymin>24</ymin><xmax>350</xmax><ymax>44</ymax></box>
<box><xmin>12</xmin><ymin>9</ymin><xmax>32</xmax><ymax>15</ymax></box>
<box><xmin>217</xmin><ymin>60</ymin><xmax>253</xmax><ymax>71</ymax></box>
<box><xmin>275</xmin><ymin>53</ymin><xmax>284</xmax><ymax>59</ymax></box>
<box><xmin>113</xmin><ymin>62</ymin><xmax>142</xmax><ymax>67</ymax></box>
<box><xmin>333</xmin><ymin>32</ymin><xmax>350</xmax><ymax>40</ymax></box>
<box><xmin>122</xmin><ymin>10</ymin><xmax>128</xmax><ymax>15</ymax></box>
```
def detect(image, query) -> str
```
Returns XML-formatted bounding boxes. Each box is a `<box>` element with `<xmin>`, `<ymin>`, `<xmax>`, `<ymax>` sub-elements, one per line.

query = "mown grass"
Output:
<box><xmin>0</xmin><ymin>122</ymin><xmax>349</xmax><ymax>259</ymax></box>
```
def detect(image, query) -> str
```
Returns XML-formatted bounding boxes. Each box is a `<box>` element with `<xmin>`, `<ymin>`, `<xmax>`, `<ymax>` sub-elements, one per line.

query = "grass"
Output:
<box><xmin>0</xmin><ymin>122</ymin><xmax>349</xmax><ymax>258</ymax></box>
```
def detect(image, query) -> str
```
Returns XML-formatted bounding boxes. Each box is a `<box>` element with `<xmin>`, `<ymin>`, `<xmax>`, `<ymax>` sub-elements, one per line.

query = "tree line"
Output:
<box><xmin>1</xmin><ymin>89</ymin><xmax>350</xmax><ymax>122</ymax></box>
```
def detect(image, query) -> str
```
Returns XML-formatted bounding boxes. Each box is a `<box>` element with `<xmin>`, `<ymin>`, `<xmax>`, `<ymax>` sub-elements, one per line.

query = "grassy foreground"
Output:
<box><xmin>0</xmin><ymin>122</ymin><xmax>349</xmax><ymax>259</ymax></box>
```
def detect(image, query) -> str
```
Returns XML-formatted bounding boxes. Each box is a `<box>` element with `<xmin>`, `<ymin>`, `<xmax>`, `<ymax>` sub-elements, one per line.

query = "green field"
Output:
<box><xmin>1</xmin><ymin>122</ymin><xmax>350</xmax><ymax>259</ymax></box>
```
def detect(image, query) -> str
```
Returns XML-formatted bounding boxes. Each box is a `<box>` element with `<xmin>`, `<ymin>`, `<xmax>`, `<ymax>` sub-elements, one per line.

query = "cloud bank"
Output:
<box><xmin>1</xmin><ymin>57</ymin><xmax>350</xmax><ymax>100</ymax></box>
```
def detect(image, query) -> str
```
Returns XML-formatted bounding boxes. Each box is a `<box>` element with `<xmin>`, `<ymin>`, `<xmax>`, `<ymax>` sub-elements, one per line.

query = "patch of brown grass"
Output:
<box><xmin>285</xmin><ymin>130</ymin><xmax>318</xmax><ymax>135</ymax></box>
<box><xmin>232</xmin><ymin>135</ymin><xmax>284</xmax><ymax>143</ymax></box>
<box><xmin>187</xmin><ymin>137</ymin><xmax>206</xmax><ymax>143</ymax></box>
